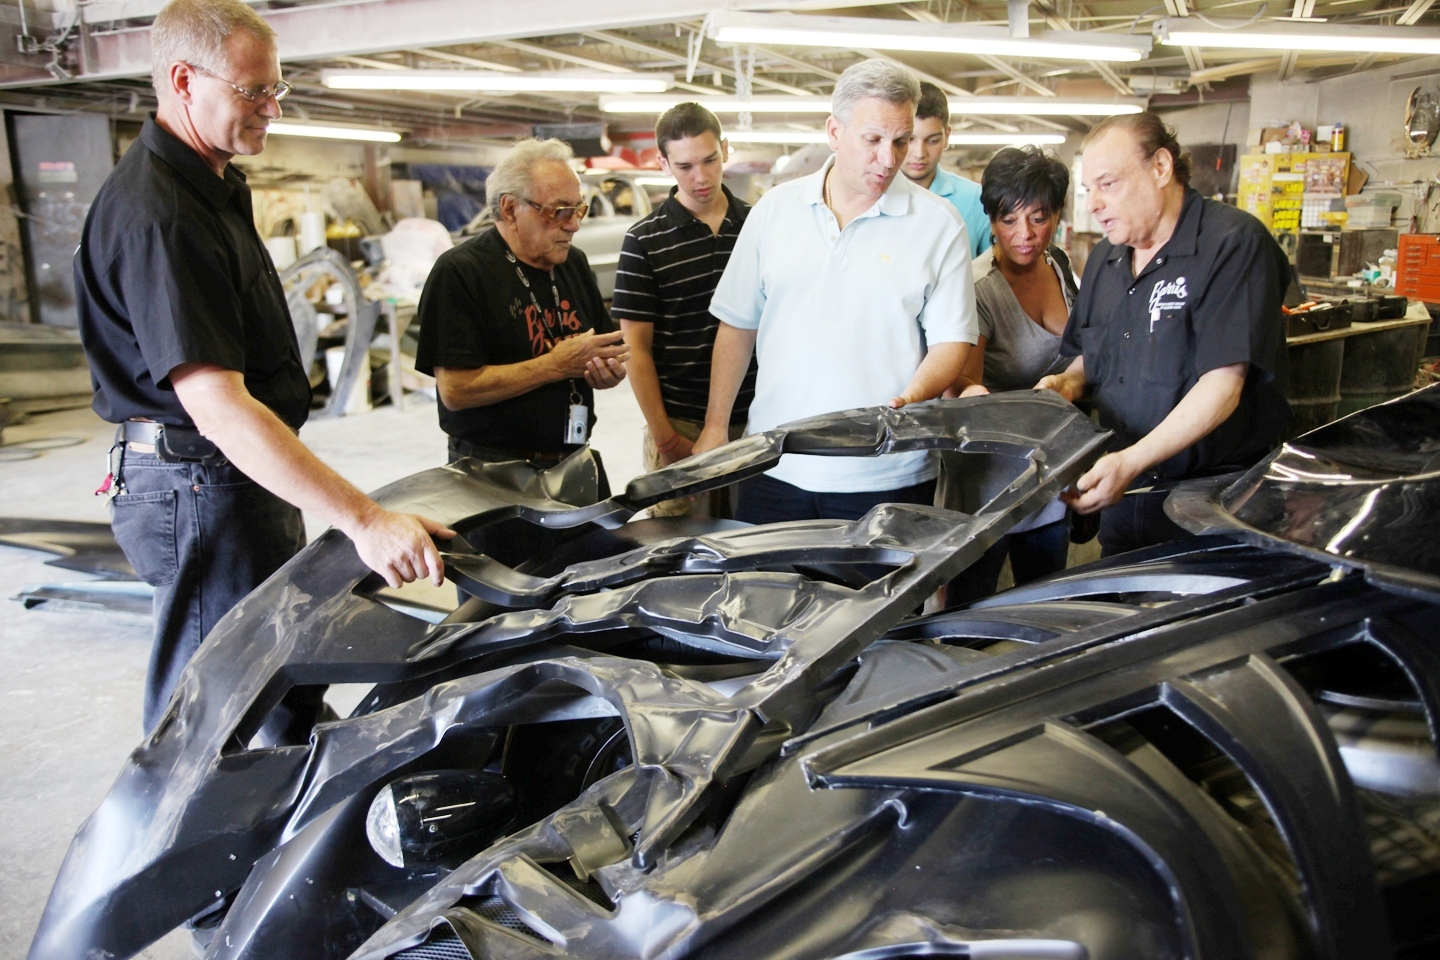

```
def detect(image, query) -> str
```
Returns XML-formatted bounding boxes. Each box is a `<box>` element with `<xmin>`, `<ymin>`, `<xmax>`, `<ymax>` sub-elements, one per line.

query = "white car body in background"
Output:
<box><xmin>456</xmin><ymin>170</ymin><xmax>674</xmax><ymax>300</ymax></box>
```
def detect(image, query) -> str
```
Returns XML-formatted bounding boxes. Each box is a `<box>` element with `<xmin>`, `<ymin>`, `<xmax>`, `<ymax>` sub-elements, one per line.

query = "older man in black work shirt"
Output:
<box><xmin>414</xmin><ymin>138</ymin><xmax>628</xmax><ymax>468</ymax></box>
<box><xmin>1040</xmin><ymin>113</ymin><xmax>1289</xmax><ymax>555</ymax></box>
<box><xmin>75</xmin><ymin>0</ymin><xmax>453</xmax><ymax>732</ymax></box>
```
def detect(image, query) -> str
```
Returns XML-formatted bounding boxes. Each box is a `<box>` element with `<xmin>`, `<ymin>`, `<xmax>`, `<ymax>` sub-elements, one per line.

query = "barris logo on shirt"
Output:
<box><xmin>1148</xmin><ymin>276</ymin><xmax>1188</xmax><ymax>314</ymax></box>
<box><xmin>524</xmin><ymin>300</ymin><xmax>584</xmax><ymax>357</ymax></box>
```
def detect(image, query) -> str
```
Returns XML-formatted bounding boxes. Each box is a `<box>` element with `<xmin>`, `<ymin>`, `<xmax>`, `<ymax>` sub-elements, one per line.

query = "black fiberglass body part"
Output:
<box><xmin>28</xmin><ymin>389</ymin><xmax>1440</xmax><ymax>960</ymax></box>
<box><xmin>28</xmin><ymin>391</ymin><xmax>1108</xmax><ymax>960</ymax></box>
<box><xmin>1169</xmin><ymin>382</ymin><xmax>1440</xmax><ymax>599</ymax></box>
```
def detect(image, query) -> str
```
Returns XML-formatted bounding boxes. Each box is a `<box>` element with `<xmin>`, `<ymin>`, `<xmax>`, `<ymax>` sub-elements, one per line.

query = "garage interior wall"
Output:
<box><xmin>0</xmin><ymin>116</ymin><xmax>28</xmax><ymax>324</ymax></box>
<box><xmin>1250</xmin><ymin>58</ymin><xmax>1440</xmax><ymax>227</ymax></box>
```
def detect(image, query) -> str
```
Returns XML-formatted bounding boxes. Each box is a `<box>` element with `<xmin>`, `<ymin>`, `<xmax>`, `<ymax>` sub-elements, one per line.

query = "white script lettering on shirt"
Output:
<box><xmin>1148</xmin><ymin>276</ymin><xmax>1188</xmax><ymax>315</ymax></box>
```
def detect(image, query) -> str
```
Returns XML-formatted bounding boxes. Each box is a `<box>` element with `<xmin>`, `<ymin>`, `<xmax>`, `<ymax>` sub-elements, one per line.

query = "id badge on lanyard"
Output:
<box><xmin>508</xmin><ymin>248</ymin><xmax>589</xmax><ymax>446</ymax></box>
<box><xmin>566</xmin><ymin>385</ymin><xmax>589</xmax><ymax>445</ymax></box>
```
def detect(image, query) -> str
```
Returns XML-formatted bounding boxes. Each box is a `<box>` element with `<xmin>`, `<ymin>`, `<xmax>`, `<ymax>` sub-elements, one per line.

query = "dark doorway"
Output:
<box><xmin>7</xmin><ymin>112</ymin><xmax>113</xmax><ymax>326</ymax></box>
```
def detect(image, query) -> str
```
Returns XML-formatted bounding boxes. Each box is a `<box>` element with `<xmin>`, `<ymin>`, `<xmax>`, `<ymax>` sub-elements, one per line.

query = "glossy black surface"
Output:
<box><xmin>27</xmin><ymin>393</ymin><xmax>1110</xmax><ymax>960</ymax></box>
<box><xmin>1168</xmin><ymin>383</ymin><xmax>1440</xmax><ymax>599</ymax></box>
<box><xmin>27</xmin><ymin>389</ymin><xmax>1440</xmax><ymax>960</ymax></box>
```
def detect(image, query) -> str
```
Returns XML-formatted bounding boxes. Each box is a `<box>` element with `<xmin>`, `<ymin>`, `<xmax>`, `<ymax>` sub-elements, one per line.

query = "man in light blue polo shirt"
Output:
<box><xmin>692</xmin><ymin>59</ymin><xmax>979</xmax><ymax>525</ymax></box>
<box><xmin>904</xmin><ymin>81</ymin><xmax>992</xmax><ymax>259</ymax></box>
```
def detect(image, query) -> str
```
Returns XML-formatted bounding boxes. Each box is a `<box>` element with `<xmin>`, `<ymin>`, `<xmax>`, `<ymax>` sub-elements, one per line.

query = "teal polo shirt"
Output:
<box><xmin>929</xmin><ymin>167</ymin><xmax>992</xmax><ymax>260</ymax></box>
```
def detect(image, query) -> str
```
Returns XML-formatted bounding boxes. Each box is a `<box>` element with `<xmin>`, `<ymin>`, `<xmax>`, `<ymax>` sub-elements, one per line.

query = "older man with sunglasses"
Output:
<box><xmin>74</xmin><ymin>0</ymin><xmax>455</xmax><ymax>734</ymax></box>
<box><xmin>414</xmin><ymin>139</ymin><xmax>628</xmax><ymax>474</ymax></box>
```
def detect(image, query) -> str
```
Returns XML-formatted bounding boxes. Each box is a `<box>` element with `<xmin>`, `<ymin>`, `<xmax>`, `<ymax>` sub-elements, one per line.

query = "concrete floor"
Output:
<box><xmin>0</xmin><ymin>384</ymin><xmax>647</xmax><ymax>960</ymax></box>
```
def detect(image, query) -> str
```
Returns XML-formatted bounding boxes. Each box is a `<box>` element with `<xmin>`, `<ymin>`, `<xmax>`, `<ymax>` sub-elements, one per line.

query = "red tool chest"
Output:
<box><xmin>1397</xmin><ymin>234</ymin><xmax>1440</xmax><ymax>303</ymax></box>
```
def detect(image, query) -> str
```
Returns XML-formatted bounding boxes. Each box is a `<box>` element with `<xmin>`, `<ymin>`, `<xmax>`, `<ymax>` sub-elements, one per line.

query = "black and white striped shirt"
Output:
<box><xmin>611</xmin><ymin>185</ymin><xmax>756</xmax><ymax>424</ymax></box>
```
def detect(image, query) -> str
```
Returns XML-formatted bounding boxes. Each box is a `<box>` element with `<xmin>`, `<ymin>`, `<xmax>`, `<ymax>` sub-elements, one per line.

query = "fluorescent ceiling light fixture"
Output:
<box><xmin>602</xmin><ymin>96</ymin><xmax>832</xmax><ymax>114</ymax></box>
<box><xmin>266</xmin><ymin>121</ymin><xmax>401</xmax><ymax>143</ymax></box>
<box><xmin>950</xmin><ymin>133</ymin><xmax>1067</xmax><ymax>145</ymax></box>
<box><xmin>949</xmin><ymin>97</ymin><xmax>1143</xmax><ymax>116</ymax></box>
<box><xmin>725</xmin><ymin>130</ymin><xmax>1066</xmax><ymax>146</ymax></box>
<box><xmin>320</xmin><ymin>69</ymin><xmax>672</xmax><ymax>93</ymax></box>
<box><xmin>725</xmin><ymin>130</ymin><xmax>828</xmax><ymax>144</ymax></box>
<box><xmin>709</xmin><ymin>11</ymin><xmax>1150</xmax><ymax>62</ymax></box>
<box><xmin>600</xmin><ymin>95</ymin><xmax>1144</xmax><ymax>117</ymax></box>
<box><xmin>633</xmin><ymin>176</ymin><xmax>678</xmax><ymax>187</ymax></box>
<box><xmin>1157</xmin><ymin>17</ymin><xmax>1440</xmax><ymax>54</ymax></box>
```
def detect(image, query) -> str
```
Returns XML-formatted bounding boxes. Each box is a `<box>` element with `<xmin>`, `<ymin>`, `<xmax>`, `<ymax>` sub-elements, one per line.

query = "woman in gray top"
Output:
<box><xmin>947</xmin><ymin>147</ymin><xmax>1080</xmax><ymax>608</ymax></box>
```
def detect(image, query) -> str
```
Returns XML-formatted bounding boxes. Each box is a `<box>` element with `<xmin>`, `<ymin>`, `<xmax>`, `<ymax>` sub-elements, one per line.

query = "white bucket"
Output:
<box><xmin>298</xmin><ymin>211</ymin><xmax>327</xmax><ymax>257</ymax></box>
<box><xmin>325</xmin><ymin>345</ymin><xmax>370</xmax><ymax>415</ymax></box>
<box><xmin>265</xmin><ymin>236</ymin><xmax>297</xmax><ymax>271</ymax></box>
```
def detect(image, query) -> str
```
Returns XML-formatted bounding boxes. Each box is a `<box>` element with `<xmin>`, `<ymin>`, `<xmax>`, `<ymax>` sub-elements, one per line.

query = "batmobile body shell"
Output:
<box><xmin>28</xmin><ymin>388</ymin><xmax>1440</xmax><ymax>960</ymax></box>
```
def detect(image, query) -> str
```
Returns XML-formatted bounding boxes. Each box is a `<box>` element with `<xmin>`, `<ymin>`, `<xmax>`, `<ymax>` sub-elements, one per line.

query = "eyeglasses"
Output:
<box><xmin>184</xmin><ymin>62</ymin><xmax>292</xmax><ymax>103</ymax></box>
<box><xmin>522</xmin><ymin>198</ymin><xmax>589</xmax><ymax>225</ymax></box>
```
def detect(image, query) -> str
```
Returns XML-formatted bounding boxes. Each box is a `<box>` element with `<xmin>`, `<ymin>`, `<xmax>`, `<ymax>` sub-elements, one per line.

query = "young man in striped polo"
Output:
<box><xmin>612</xmin><ymin>102</ymin><xmax>755</xmax><ymax>517</ymax></box>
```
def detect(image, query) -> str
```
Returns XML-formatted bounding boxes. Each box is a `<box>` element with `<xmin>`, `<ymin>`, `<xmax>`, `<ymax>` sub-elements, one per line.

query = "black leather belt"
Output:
<box><xmin>120</xmin><ymin>420</ymin><xmax>227</xmax><ymax>465</ymax></box>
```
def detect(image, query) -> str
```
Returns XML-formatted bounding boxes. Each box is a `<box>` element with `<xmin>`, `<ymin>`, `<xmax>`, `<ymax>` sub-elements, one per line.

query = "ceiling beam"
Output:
<box><xmin>893</xmin><ymin>5</ymin><xmax>1071</xmax><ymax>131</ymax></box>
<box><xmin>405</xmin><ymin>48</ymin><xmax>522</xmax><ymax>73</ymax></box>
<box><xmin>1023</xmin><ymin>0</ymin><xmax>1135</xmax><ymax>95</ymax></box>
<box><xmin>1</xmin><ymin>0</ymin><xmax>735</xmax><ymax>87</ymax></box>
<box><xmin>1189</xmin><ymin>57</ymin><xmax>1279</xmax><ymax>84</ymax></box>
<box><xmin>1397</xmin><ymin>0</ymin><xmax>1437</xmax><ymax>25</ymax></box>
<box><xmin>581</xmin><ymin>30</ymin><xmax>814</xmax><ymax>95</ymax></box>
<box><xmin>1277</xmin><ymin>0</ymin><xmax>1317</xmax><ymax>82</ymax></box>
<box><xmin>748</xmin><ymin>47</ymin><xmax>843</xmax><ymax>81</ymax></box>
<box><xmin>977</xmin><ymin>54</ymin><xmax>1060</xmax><ymax>98</ymax></box>
<box><xmin>491</xmin><ymin>38</ymin><xmax>633</xmax><ymax>73</ymax></box>
<box><xmin>332</xmin><ymin>55</ymin><xmax>407</xmax><ymax>71</ymax></box>
<box><xmin>1188</xmin><ymin>51</ymin><xmax>1366</xmax><ymax>84</ymax></box>
<box><xmin>899</xmin><ymin>3</ymin><xmax>1055</xmax><ymax>99</ymax></box>
<box><xmin>1160</xmin><ymin>0</ymin><xmax>1207</xmax><ymax>76</ymax></box>
<box><xmin>1353</xmin><ymin>51</ymin><xmax>1381</xmax><ymax>71</ymax></box>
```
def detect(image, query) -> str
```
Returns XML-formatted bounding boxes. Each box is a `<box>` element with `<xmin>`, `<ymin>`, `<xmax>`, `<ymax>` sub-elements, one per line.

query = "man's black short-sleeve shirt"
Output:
<box><xmin>75</xmin><ymin>118</ymin><xmax>310</xmax><ymax>430</ymax></box>
<box><xmin>413</xmin><ymin>229</ymin><xmax>613</xmax><ymax>452</ymax></box>
<box><xmin>611</xmin><ymin>185</ymin><xmax>755</xmax><ymax>424</ymax></box>
<box><xmin>1061</xmin><ymin>188</ymin><xmax>1290</xmax><ymax>479</ymax></box>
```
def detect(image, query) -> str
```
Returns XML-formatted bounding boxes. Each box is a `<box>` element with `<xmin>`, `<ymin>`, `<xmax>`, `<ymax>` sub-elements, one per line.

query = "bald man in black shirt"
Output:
<box><xmin>76</xmin><ymin>0</ymin><xmax>452</xmax><ymax>731</ymax></box>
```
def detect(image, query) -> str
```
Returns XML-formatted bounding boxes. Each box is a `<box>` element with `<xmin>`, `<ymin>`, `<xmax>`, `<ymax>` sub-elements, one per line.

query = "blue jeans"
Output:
<box><xmin>945</xmin><ymin>519</ymin><xmax>1071</xmax><ymax>608</ymax></box>
<box><xmin>735</xmin><ymin>472</ymin><xmax>938</xmax><ymax>524</ymax></box>
<box><xmin>109</xmin><ymin>451</ymin><xmax>305</xmax><ymax>732</ymax></box>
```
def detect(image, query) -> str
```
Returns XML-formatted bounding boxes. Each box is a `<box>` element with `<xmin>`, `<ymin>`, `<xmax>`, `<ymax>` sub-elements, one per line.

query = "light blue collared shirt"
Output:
<box><xmin>929</xmin><ymin>167</ymin><xmax>992</xmax><ymax>260</ymax></box>
<box><xmin>710</xmin><ymin>156</ymin><xmax>977</xmax><ymax>493</ymax></box>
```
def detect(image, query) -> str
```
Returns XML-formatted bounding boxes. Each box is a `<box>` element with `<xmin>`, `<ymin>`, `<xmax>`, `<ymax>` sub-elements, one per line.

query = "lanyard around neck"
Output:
<box><xmin>504</xmin><ymin>246</ymin><xmax>582</xmax><ymax>404</ymax></box>
<box><xmin>505</xmin><ymin>248</ymin><xmax>565</xmax><ymax>342</ymax></box>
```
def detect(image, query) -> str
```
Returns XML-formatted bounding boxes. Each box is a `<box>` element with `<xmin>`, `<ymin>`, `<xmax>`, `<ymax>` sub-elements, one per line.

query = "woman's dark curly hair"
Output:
<box><xmin>979</xmin><ymin>146</ymin><xmax>1070</xmax><ymax>221</ymax></box>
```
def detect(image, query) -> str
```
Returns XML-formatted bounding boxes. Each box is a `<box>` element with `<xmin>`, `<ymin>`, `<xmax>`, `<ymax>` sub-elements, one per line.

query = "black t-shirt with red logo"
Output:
<box><xmin>414</xmin><ymin>228</ymin><xmax>613</xmax><ymax>452</ymax></box>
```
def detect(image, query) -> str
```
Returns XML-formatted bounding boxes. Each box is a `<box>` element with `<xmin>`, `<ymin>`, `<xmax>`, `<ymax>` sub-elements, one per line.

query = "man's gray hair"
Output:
<box><xmin>830</xmin><ymin>58</ymin><xmax>921</xmax><ymax>124</ymax></box>
<box><xmin>486</xmin><ymin>138</ymin><xmax>576</xmax><ymax>218</ymax></box>
<box><xmin>151</xmin><ymin>0</ymin><xmax>276</xmax><ymax>95</ymax></box>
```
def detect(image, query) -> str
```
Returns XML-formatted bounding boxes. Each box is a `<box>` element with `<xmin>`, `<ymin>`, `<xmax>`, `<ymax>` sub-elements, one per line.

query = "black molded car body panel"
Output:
<box><xmin>27</xmin><ymin>388</ymin><xmax>1440</xmax><ymax>960</ymax></box>
<box><xmin>1169</xmin><ymin>383</ymin><xmax>1440</xmax><ymax>601</ymax></box>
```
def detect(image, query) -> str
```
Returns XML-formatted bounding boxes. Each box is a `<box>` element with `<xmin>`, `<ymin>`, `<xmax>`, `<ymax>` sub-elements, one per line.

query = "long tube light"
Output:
<box><xmin>710</xmin><ymin>11</ymin><xmax>1151</xmax><ymax>62</ymax></box>
<box><xmin>950</xmin><ymin>133</ymin><xmax>1068</xmax><ymax>144</ymax></box>
<box><xmin>320</xmin><ymin>69</ymin><xmax>673</xmax><ymax>93</ymax></box>
<box><xmin>1157</xmin><ymin>17</ymin><xmax>1440</xmax><ymax>54</ymax></box>
<box><xmin>600</xmin><ymin>95</ymin><xmax>1145</xmax><ymax>116</ymax></box>
<box><xmin>724</xmin><ymin>129</ymin><xmax>1066</xmax><ymax>146</ymax></box>
<box><xmin>603</xmin><ymin>96</ymin><xmax>832</xmax><ymax>114</ymax></box>
<box><xmin>724</xmin><ymin>130</ymin><xmax>829</xmax><ymax>144</ymax></box>
<box><xmin>267</xmin><ymin>121</ymin><xmax>402</xmax><ymax>143</ymax></box>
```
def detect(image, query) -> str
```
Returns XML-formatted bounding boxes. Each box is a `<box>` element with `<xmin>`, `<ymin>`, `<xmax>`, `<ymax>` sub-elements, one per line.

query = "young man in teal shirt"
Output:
<box><xmin>903</xmin><ymin>81</ymin><xmax>992</xmax><ymax>259</ymax></box>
